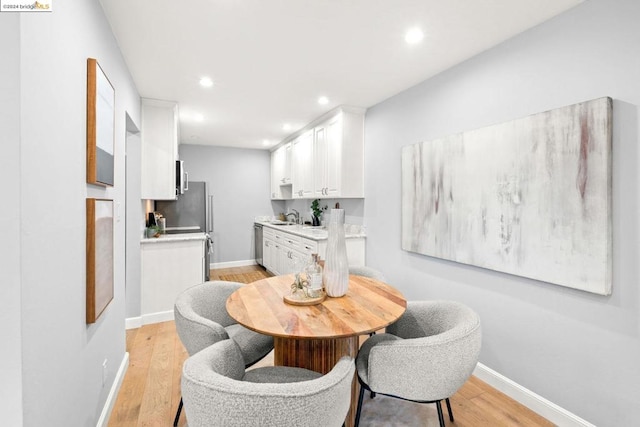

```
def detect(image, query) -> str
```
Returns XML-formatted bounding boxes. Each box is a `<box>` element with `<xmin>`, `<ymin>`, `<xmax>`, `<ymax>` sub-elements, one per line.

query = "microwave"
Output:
<box><xmin>176</xmin><ymin>160</ymin><xmax>188</xmax><ymax>195</ymax></box>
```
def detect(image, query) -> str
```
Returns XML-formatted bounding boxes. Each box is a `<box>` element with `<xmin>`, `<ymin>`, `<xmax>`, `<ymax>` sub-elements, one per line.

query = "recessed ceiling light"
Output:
<box><xmin>318</xmin><ymin>96</ymin><xmax>329</xmax><ymax>105</ymax></box>
<box><xmin>199</xmin><ymin>77</ymin><xmax>214</xmax><ymax>87</ymax></box>
<box><xmin>262</xmin><ymin>139</ymin><xmax>271</xmax><ymax>146</ymax></box>
<box><xmin>405</xmin><ymin>27</ymin><xmax>424</xmax><ymax>44</ymax></box>
<box><xmin>194</xmin><ymin>113</ymin><xmax>204</xmax><ymax>122</ymax></box>
<box><xmin>282</xmin><ymin>123</ymin><xmax>291</xmax><ymax>131</ymax></box>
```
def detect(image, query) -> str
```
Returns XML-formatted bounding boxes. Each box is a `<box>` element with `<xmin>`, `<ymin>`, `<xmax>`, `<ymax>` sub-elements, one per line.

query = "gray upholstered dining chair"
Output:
<box><xmin>181</xmin><ymin>339</ymin><xmax>355</xmax><ymax>427</ymax></box>
<box><xmin>173</xmin><ymin>280</ymin><xmax>274</xmax><ymax>426</ymax></box>
<box><xmin>354</xmin><ymin>300</ymin><xmax>481</xmax><ymax>427</ymax></box>
<box><xmin>349</xmin><ymin>265</ymin><xmax>387</xmax><ymax>282</ymax></box>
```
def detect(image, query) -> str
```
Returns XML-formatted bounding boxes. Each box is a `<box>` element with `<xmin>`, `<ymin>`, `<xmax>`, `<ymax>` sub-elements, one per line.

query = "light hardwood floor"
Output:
<box><xmin>108</xmin><ymin>265</ymin><xmax>553</xmax><ymax>427</ymax></box>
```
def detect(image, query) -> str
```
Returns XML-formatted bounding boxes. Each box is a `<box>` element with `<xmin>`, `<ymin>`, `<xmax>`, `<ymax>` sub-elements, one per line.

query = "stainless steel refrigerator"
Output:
<box><xmin>155</xmin><ymin>181</ymin><xmax>213</xmax><ymax>281</ymax></box>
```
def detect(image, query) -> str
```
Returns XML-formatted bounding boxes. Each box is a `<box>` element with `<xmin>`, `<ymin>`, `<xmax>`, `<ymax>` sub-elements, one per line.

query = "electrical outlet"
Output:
<box><xmin>102</xmin><ymin>359</ymin><xmax>108</xmax><ymax>386</ymax></box>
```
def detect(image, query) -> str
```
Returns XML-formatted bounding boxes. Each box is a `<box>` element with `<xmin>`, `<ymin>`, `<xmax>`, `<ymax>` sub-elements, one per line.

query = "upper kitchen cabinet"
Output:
<box><xmin>281</xmin><ymin>106</ymin><xmax>364</xmax><ymax>200</ymax></box>
<box><xmin>291</xmin><ymin>129</ymin><xmax>314</xmax><ymax>199</ymax></box>
<box><xmin>313</xmin><ymin>108</ymin><xmax>364</xmax><ymax>198</ymax></box>
<box><xmin>141</xmin><ymin>98</ymin><xmax>179</xmax><ymax>200</ymax></box>
<box><xmin>270</xmin><ymin>142</ymin><xmax>292</xmax><ymax>199</ymax></box>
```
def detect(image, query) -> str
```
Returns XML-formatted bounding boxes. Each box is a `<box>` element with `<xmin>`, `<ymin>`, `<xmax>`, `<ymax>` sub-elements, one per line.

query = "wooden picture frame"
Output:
<box><xmin>87</xmin><ymin>58</ymin><xmax>115</xmax><ymax>186</ymax></box>
<box><xmin>86</xmin><ymin>198</ymin><xmax>114</xmax><ymax>323</ymax></box>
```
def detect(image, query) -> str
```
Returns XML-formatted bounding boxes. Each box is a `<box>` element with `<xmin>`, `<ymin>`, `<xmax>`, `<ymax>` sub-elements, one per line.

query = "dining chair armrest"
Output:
<box><xmin>174</xmin><ymin>301</ymin><xmax>229</xmax><ymax>355</ymax></box>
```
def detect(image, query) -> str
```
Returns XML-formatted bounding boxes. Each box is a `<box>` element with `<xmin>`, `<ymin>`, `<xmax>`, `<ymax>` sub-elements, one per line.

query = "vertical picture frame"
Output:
<box><xmin>87</xmin><ymin>58</ymin><xmax>115</xmax><ymax>186</ymax></box>
<box><xmin>86</xmin><ymin>198</ymin><xmax>114</xmax><ymax>323</ymax></box>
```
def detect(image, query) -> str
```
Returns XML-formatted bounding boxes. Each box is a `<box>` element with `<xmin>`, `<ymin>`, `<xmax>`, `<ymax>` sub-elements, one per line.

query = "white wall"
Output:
<box><xmin>0</xmin><ymin>13</ymin><xmax>24</xmax><ymax>427</ymax></box>
<box><xmin>125</xmin><ymin>125</ymin><xmax>142</xmax><ymax>319</ymax></box>
<box><xmin>364</xmin><ymin>0</ymin><xmax>639</xmax><ymax>425</ymax></box>
<box><xmin>14</xmin><ymin>1</ymin><xmax>140</xmax><ymax>425</ymax></box>
<box><xmin>178</xmin><ymin>144</ymin><xmax>275</xmax><ymax>263</ymax></box>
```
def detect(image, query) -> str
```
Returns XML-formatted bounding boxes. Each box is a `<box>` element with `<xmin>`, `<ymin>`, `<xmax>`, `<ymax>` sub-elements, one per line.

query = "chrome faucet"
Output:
<box><xmin>286</xmin><ymin>209</ymin><xmax>300</xmax><ymax>224</ymax></box>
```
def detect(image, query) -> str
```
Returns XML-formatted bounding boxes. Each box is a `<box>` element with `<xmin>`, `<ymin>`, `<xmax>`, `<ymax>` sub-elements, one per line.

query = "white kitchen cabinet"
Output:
<box><xmin>270</xmin><ymin>150</ymin><xmax>281</xmax><ymax>200</ymax></box>
<box><xmin>277</xmin><ymin>231</ymin><xmax>302</xmax><ymax>274</ymax></box>
<box><xmin>291</xmin><ymin>130</ymin><xmax>314</xmax><ymax>199</ymax></box>
<box><xmin>313</xmin><ymin>110</ymin><xmax>364</xmax><ymax>198</ymax></box>
<box><xmin>260</xmin><ymin>225</ymin><xmax>364</xmax><ymax>276</ymax></box>
<box><xmin>271</xmin><ymin>143</ymin><xmax>292</xmax><ymax>200</ymax></box>
<box><xmin>141</xmin><ymin>98</ymin><xmax>179</xmax><ymax>200</ymax></box>
<box><xmin>281</xmin><ymin>143</ymin><xmax>292</xmax><ymax>184</ymax></box>
<box><xmin>141</xmin><ymin>238</ymin><xmax>205</xmax><ymax>318</ymax></box>
<box><xmin>263</xmin><ymin>228</ymin><xmax>278</xmax><ymax>272</ymax></box>
<box><xmin>274</xmin><ymin>106</ymin><xmax>364</xmax><ymax>200</ymax></box>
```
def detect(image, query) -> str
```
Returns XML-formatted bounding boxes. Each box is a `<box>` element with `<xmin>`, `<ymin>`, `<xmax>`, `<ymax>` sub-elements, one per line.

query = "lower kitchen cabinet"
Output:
<box><xmin>262</xmin><ymin>227</ymin><xmax>364</xmax><ymax>276</ymax></box>
<box><xmin>141</xmin><ymin>238</ymin><xmax>205</xmax><ymax>319</ymax></box>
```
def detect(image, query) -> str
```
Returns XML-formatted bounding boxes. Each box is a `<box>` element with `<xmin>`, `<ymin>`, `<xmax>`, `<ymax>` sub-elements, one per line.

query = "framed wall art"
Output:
<box><xmin>86</xmin><ymin>58</ymin><xmax>115</xmax><ymax>186</ymax></box>
<box><xmin>402</xmin><ymin>97</ymin><xmax>612</xmax><ymax>295</ymax></box>
<box><xmin>86</xmin><ymin>198</ymin><xmax>114</xmax><ymax>323</ymax></box>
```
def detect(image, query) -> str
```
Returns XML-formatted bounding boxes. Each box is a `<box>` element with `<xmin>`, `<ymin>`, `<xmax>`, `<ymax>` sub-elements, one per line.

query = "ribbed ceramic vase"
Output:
<box><xmin>323</xmin><ymin>209</ymin><xmax>349</xmax><ymax>297</ymax></box>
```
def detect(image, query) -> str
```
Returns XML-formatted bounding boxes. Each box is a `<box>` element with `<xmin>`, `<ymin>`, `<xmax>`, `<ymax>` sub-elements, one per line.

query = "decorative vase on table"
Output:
<box><xmin>323</xmin><ymin>209</ymin><xmax>349</xmax><ymax>297</ymax></box>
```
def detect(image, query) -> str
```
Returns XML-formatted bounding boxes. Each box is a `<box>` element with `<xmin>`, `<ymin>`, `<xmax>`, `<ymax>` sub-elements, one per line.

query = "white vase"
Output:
<box><xmin>323</xmin><ymin>209</ymin><xmax>349</xmax><ymax>297</ymax></box>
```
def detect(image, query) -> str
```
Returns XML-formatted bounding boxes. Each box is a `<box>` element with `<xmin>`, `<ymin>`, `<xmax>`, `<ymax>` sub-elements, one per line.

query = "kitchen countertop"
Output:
<box><xmin>256</xmin><ymin>221</ymin><xmax>366</xmax><ymax>241</ymax></box>
<box><xmin>141</xmin><ymin>232</ymin><xmax>207</xmax><ymax>244</ymax></box>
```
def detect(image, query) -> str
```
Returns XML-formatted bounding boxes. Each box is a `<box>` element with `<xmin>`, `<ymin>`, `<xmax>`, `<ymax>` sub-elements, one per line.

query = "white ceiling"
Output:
<box><xmin>99</xmin><ymin>0</ymin><xmax>582</xmax><ymax>150</ymax></box>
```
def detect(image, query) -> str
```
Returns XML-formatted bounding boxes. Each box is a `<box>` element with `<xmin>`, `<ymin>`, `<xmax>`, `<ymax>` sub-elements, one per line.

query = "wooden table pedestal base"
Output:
<box><xmin>274</xmin><ymin>336</ymin><xmax>359</xmax><ymax>427</ymax></box>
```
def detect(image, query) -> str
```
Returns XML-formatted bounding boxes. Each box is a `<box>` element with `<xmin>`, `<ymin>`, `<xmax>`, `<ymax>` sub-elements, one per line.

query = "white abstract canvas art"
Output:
<box><xmin>402</xmin><ymin>97</ymin><xmax>612</xmax><ymax>295</ymax></box>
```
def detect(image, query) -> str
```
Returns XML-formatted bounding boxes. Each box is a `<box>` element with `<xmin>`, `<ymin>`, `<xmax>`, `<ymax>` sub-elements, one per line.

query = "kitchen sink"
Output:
<box><xmin>268</xmin><ymin>220</ymin><xmax>297</xmax><ymax>226</ymax></box>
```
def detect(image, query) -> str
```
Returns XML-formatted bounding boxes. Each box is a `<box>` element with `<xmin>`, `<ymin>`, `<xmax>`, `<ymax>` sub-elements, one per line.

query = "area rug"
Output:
<box><xmin>358</xmin><ymin>393</ymin><xmax>436</xmax><ymax>426</ymax></box>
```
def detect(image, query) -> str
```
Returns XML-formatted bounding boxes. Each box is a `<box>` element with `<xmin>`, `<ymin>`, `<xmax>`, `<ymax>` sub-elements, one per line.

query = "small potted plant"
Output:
<box><xmin>310</xmin><ymin>199</ymin><xmax>327</xmax><ymax>226</ymax></box>
<box><xmin>146</xmin><ymin>225</ymin><xmax>161</xmax><ymax>238</ymax></box>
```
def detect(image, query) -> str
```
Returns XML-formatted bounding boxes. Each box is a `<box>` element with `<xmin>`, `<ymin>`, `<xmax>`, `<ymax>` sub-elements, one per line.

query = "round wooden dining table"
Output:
<box><xmin>226</xmin><ymin>274</ymin><xmax>407</xmax><ymax>427</ymax></box>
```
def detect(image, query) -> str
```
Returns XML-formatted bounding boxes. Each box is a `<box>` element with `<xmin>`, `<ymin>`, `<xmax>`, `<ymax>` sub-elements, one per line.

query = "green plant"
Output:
<box><xmin>146</xmin><ymin>225</ymin><xmax>161</xmax><ymax>238</ymax></box>
<box><xmin>310</xmin><ymin>199</ymin><xmax>327</xmax><ymax>218</ymax></box>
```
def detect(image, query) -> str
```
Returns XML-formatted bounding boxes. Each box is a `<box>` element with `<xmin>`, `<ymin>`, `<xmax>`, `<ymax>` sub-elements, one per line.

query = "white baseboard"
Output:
<box><xmin>126</xmin><ymin>310</ymin><xmax>174</xmax><ymax>329</ymax></box>
<box><xmin>473</xmin><ymin>363</ymin><xmax>595</xmax><ymax>427</ymax></box>
<box><xmin>210</xmin><ymin>259</ymin><xmax>257</xmax><ymax>269</ymax></box>
<box><xmin>125</xmin><ymin>316</ymin><xmax>142</xmax><ymax>330</ymax></box>
<box><xmin>142</xmin><ymin>310</ymin><xmax>174</xmax><ymax>325</ymax></box>
<box><xmin>96</xmin><ymin>352</ymin><xmax>129</xmax><ymax>427</ymax></box>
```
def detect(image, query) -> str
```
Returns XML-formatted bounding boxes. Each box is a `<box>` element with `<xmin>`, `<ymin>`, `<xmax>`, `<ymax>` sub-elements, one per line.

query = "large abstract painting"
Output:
<box><xmin>402</xmin><ymin>97</ymin><xmax>612</xmax><ymax>295</ymax></box>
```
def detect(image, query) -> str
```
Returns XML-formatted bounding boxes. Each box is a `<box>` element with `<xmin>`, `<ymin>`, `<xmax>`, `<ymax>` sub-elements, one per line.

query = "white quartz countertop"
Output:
<box><xmin>256</xmin><ymin>221</ymin><xmax>366</xmax><ymax>241</ymax></box>
<box><xmin>141</xmin><ymin>232</ymin><xmax>207</xmax><ymax>244</ymax></box>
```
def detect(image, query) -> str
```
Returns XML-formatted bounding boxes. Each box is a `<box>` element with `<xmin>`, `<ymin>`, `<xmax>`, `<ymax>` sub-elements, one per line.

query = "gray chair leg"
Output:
<box><xmin>354</xmin><ymin>385</ymin><xmax>366</xmax><ymax>427</ymax></box>
<box><xmin>173</xmin><ymin>397</ymin><xmax>183</xmax><ymax>426</ymax></box>
<box><xmin>436</xmin><ymin>400</ymin><xmax>445</xmax><ymax>427</ymax></box>
<box><xmin>445</xmin><ymin>397</ymin><xmax>454</xmax><ymax>422</ymax></box>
